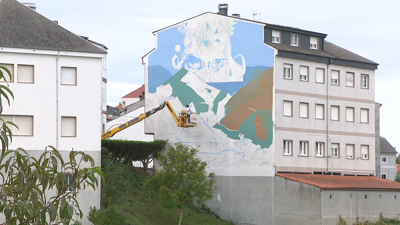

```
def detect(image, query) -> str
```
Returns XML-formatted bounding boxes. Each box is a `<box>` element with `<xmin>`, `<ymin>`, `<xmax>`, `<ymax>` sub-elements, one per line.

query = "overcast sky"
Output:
<box><xmin>31</xmin><ymin>0</ymin><xmax>400</xmax><ymax>150</ymax></box>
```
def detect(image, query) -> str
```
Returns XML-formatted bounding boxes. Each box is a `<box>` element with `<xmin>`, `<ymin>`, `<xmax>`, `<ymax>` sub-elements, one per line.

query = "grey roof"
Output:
<box><xmin>381</xmin><ymin>137</ymin><xmax>397</xmax><ymax>154</ymax></box>
<box><xmin>0</xmin><ymin>0</ymin><xmax>107</xmax><ymax>54</ymax></box>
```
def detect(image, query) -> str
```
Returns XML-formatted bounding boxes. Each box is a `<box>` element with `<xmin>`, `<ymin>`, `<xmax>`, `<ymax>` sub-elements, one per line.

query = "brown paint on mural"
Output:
<box><xmin>254</xmin><ymin>115</ymin><xmax>268</xmax><ymax>142</ymax></box>
<box><xmin>220</xmin><ymin>67</ymin><xmax>274</xmax><ymax>130</ymax></box>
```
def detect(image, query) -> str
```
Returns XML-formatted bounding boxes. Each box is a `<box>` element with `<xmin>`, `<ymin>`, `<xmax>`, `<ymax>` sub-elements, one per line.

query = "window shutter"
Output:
<box><xmin>346</xmin><ymin>108</ymin><xmax>354</xmax><ymax>122</ymax></box>
<box><xmin>299</xmin><ymin>103</ymin><xmax>308</xmax><ymax>118</ymax></box>
<box><xmin>332</xmin><ymin>71</ymin><xmax>339</xmax><ymax>79</ymax></box>
<box><xmin>361</xmin><ymin>145</ymin><xmax>368</xmax><ymax>159</ymax></box>
<box><xmin>361</xmin><ymin>109</ymin><xmax>368</xmax><ymax>123</ymax></box>
<box><xmin>61</xmin><ymin>117</ymin><xmax>76</xmax><ymax>137</ymax></box>
<box><xmin>316</xmin><ymin>68</ymin><xmax>324</xmax><ymax>83</ymax></box>
<box><xmin>316</xmin><ymin>104</ymin><xmax>324</xmax><ymax>119</ymax></box>
<box><xmin>0</xmin><ymin>64</ymin><xmax>14</xmax><ymax>82</ymax></box>
<box><xmin>331</xmin><ymin>106</ymin><xmax>339</xmax><ymax>121</ymax></box>
<box><xmin>346</xmin><ymin>145</ymin><xmax>354</xmax><ymax>158</ymax></box>
<box><xmin>14</xmin><ymin>116</ymin><xmax>33</xmax><ymax>136</ymax></box>
<box><xmin>61</xmin><ymin>67</ymin><xmax>77</xmax><ymax>85</ymax></box>
<box><xmin>17</xmin><ymin>65</ymin><xmax>34</xmax><ymax>83</ymax></box>
<box><xmin>283</xmin><ymin>101</ymin><xmax>292</xmax><ymax>116</ymax></box>
<box><xmin>310</xmin><ymin>37</ymin><xmax>318</xmax><ymax>45</ymax></box>
<box><xmin>346</xmin><ymin>72</ymin><xmax>354</xmax><ymax>87</ymax></box>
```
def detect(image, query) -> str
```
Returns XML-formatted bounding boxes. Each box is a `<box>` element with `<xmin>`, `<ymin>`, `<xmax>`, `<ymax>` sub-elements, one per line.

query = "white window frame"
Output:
<box><xmin>346</xmin><ymin>107</ymin><xmax>354</xmax><ymax>122</ymax></box>
<box><xmin>331</xmin><ymin>143</ymin><xmax>339</xmax><ymax>158</ymax></box>
<box><xmin>64</xmin><ymin>174</ymin><xmax>75</xmax><ymax>192</ymax></box>
<box><xmin>0</xmin><ymin>115</ymin><xmax>34</xmax><ymax>136</ymax></box>
<box><xmin>272</xmin><ymin>30</ymin><xmax>281</xmax><ymax>44</ymax></box>
<box><xmin>315</xmin><ymin>104</ymin><xmax>324</xmax><ymax>120</ymax></box>
<box><xmin>283</xmin><ymin>64</ymin><xmax>292</xmax><ymax>79</ymax></box>
<box><xmin>360</xmin><ymin>108</ymin><xmax>369</xmax><ymax>123</ymax></box>
<box><xmin>361</xmin><ymin>145</ymin><xmax>369</xmax><ymax>160</ymax></box>
<box><xmin>299</xmin><ymin>141</ymin><xmax>308</xmax><ymax>156</ymax></box>
<box><xmin>299</xmin><ymin>102</ymin><xmax>309</xmax><ymax>118</ymax></box>
<box><xmin>331</xmin><ymin>105</ymin><xmax>339</xmax><ymax>121</ymax></box>
<box><xmin>310</xmin><ymin>36</ymin><xmax>318</xmax><ymax>49</ymax></box>
<box><xmin>283</xmin><ymin>140</ymin><xmax>292</xmax><ymax>156</ymax></box>
<box><xmin>316</xmin><ymin>142</ymin><xmax>324</xmax><ymax>157</ymax></box>
<box><xmin>361</xmin><ymin>74</ymin><xmax>369</xmax><ymax>89</ymax></box>
<box><xmin>315</xmin><ymin>68</ymin><xmax>325</xmax><ymax>84</ymax></box>
<box><xmin>17</xmin><ymin>64</ymin><xmax>34</xmax><ymax>84</ymax></box>
<box><xmin>290</xmin><ymin>33</ymin><xmax>299</xmax><ymax>46</ymax></box>
<box><xmin>299</xmin><ymin>66</ymin><xmax>308</xmax><ymax>81</ymax></box>
<box><xmin>283</xmin><ymin>101</ymin><xmax>293</xmax><ymax>117</ymax></box>
<box><xmin>382</xmin><ymin>156</ymin><xmax>387</xmax><ymax>163</ymax></box>
<box><xmin>346</xmin><ymin>144</ymin><xmax>354</xmax><ymax>159</ymax></box>
<box><xmin>346</xmin><ymin>72</ymin><xmax>354</xmax><ymax>87</ymax></box>
<box><xmin>331</xmin><ymin>70</ymin><xmax>339</xmax><ymax>85</ymax></box>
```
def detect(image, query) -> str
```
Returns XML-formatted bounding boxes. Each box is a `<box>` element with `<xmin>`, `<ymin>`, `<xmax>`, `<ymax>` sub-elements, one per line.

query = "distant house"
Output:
<box><xmin>380</xmin><ymin>137</ymin><xmax>397</xmax><ymax>180</ymax></box>
<box><xmin>121</xmin><ymin>84</ymin><xmax>145</xmax><ymax>107</ymax></box>
<box><xmin>0</xmin><ymin>0</ymin><xmax>107</xmax><ymax>224</ymax></box>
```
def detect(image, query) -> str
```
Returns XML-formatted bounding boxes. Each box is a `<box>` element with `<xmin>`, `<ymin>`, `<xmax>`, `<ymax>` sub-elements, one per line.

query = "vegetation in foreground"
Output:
<box><xmin>340</xmin><ymin>213</ymin><xmax>400</xmax><ymax>225</ymax></box>
<box><xmin>91</xmin><ymin>150</ymin><xmax>232</xmax><ymax>225</ymax></box>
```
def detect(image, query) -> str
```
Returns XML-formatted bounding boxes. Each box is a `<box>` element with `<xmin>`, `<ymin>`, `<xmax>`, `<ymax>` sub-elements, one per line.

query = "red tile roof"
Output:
<box><xmin>276</xmin><ymin>173</ymin><xmax>400</xmax><ymax>191</ymax></box>
<box><xmin>122</xmin><ymin>85</ymin><xmax>145</xmax><ymax>98</ymax></box>
<box><xmin>115</xmin><ymin>104</ymin><xmax>122</xmax><ymax>110</ymax></box>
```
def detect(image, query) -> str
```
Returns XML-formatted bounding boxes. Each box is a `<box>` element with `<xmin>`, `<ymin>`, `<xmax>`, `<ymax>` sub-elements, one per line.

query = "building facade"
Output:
<box><xmin>380</xmin><ymin>137</ymin><xmax>397</xmax><ymax>180</ymax></box>
<box><xmin>0</xmin><ymin>0</ymin><xmax>107</xmax><ymax>224</ymax></box>
<box><xmin>143</xmin><ymin>4</ymin><xmax>380</xmax><ymax>224</ymax></box>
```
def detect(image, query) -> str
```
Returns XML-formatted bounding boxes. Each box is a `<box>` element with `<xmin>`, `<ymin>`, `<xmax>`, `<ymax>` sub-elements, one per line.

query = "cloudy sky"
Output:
<box><xmin>31</xmin><ymin>0</ymin><xmax>400</xmax><ymax>150</ymax></box>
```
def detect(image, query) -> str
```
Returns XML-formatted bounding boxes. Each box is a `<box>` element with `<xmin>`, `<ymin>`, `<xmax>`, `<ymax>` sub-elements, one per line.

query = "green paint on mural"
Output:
<box><xmin>206</xmin><ymin>88</ymin><xmax>212</xmax><ymax>93</ymax></box>
<box><xmin>213</xmin><ymin>109</ymin><xmax>273</xmax><ymax>148</ymax></box>
<box><xmin>212</xmin><ymin>91</ymin><xmax>227</xmax><ymax>114</ymax></box>
<box><xmin>162</xmin><ymin>68</ymin><xmax>209</xmax><ymax>113</ymax></box>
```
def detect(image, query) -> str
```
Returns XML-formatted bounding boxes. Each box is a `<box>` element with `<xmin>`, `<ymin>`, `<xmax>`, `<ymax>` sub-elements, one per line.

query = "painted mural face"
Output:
<box><xmin>148</xmin><ymin>14</ymin><xmax>275</xmax><ymax>176</ymax></box>
<box><xmin>172</xmin><ymin>18</ymin><xmax>246</xmax><ymax>83</ymax></box>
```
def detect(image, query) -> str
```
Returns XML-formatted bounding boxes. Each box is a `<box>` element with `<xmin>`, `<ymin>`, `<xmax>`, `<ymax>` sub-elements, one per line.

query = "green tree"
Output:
<box><xmin>396</xmin><ymin>155</ymin><xmax>400</xmax><ymax>164</ymax></box>
<box><xmin>145</xmin><ymin>143</ymin><xmax>216</xmax><ymax>225</ymax></box>
<box><xmin>0</xmin><ymin>66</ymin><xmax>103</xmax><ymax>224</ymax></box>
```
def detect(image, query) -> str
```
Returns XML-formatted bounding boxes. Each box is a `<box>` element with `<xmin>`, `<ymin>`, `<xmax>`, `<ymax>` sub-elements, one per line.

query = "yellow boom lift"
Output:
<box><xmin>101</xmin><ymin>101</ymin><xmax>196</xmax><ymax>139</ymax></box>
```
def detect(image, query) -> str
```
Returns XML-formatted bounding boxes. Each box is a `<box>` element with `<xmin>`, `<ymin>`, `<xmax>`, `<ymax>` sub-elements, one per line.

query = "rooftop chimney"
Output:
<box><xmin>232</xmin><ymin>13</ymin><xmax>240</xmax><ymax>18</ymax></box>
<box><xmin>218</xmin><ymin>4</ymin><xmax>228</xmax><ymax>16</ymax></box>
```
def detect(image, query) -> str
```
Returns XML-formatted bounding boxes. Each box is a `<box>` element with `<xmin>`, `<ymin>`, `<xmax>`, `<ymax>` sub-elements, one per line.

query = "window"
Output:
<box><xmin>331</xmin><ymin>106</ymin><xmax>339</xmax><ymax>121</ymax></box>
<box><xmin>360</xmin><ymin>108</ymin><xmax>369</xmax><ymax>123</ymax></box>
<box><xmin>361</xmin><ymin>145</ymin><xmax>369</xmax><ymax>159</ymax></box>
<box><xmin>346</xmin><ymin>144</ymin><xmax>354</xmax><ymax>159</ymax></box>
<box><xmin>346</xmin><ymin>72</ymin><xmax>354</xmax><ymax>87</ymax></box>
<box><xmin>0</xmin><ymin>115</ymin><xmax>33</xmax><ymax>136</ymax></box>
<box><xmin>310</xmin><ymin>37</ymin><xmax>318</xmax><ymax>49</ymax></box>
<box><xmin>316</xmin><ymin>142</ymin><xmax>324</xmax><ymax>157</ymax></box>
<box><xmin>299</xmin><ymin>141</ymin><xmax>308</xmax><ymax>156</ymax></box>
<box><xmin>300</xmin><ymin>66</ymin><xmax>308</xmax><ymax>81</ymax></box>
<box><xmin>283</xmin><ymin>140</ymin><xmax>292</xmax><ymax>155</ymax></box>
<box><xmin>61</xmin><ymin>67</ymin><xmax>77</xmax><ymax>85</ymax></box>
<box><xmin>61</xmin><ymin>116</ymin><xmax>76</xmax><ymax>137</ymax></box>
<box><xmin>17</xmin><ymin>65</ymin><xmax>34</xmax><ymax>83</ymax></box>
<box><xmin>290</xmin><ymin>34</ymin><xmax>299</xmax><ymax>46</ymax></box>
<box><xmin>315</xmin><ymin>104</ymin><xmax>324</xmax><ymax>120</ymax></box>
<box><xmin>272</xmin><ymin>30</ymin><xmax>281</xmax><ymax>43</ymax></box>
<box><xmin>361</xmin><ymin>74</ymin><xmax>369</xmax><ymax>89</ymax></box>
<box><xmin>283</xmin><ymin>64</ymin><xmax>292</xmax><ymax>79</ymax></box>
<box><xmin>331</xmin><ymin>70</ymin><xmax>339</xmax><ymax>85</ymax></box>
<box><xmin>64</xmin><ymin>174</ymin><xmax>76</xmax><ymax>192</ymax></box>
<box><xmin>331</xmin><ymin>143</ymin><xmax>339</xmax><ymax>158</ymax></box>
<box><xmin>0</xmin><ymin>64</ymin><xmax>14</xmax><ymax>82</ymax></box>
<box><xmin>283</xmin><ymin>101</ymin><xmax>292</xmax><ymax>117</ymax></box>
<box><xmin>346</xmin><ymin>107</ymin><xmax>354</xmax><ymax>122</ymax></box>
<box><xmin>382</xmin><ymin>156</ymin><xmax>387</xmax><ymax>163</ymax></box>
<box><xmin>381</xmin><ymin>174</ymin><xmax>387</xmax><ymax>179</ymax></box>
<box><xmin>299</xmin><ymin>102</ymin><xmax>308</xmax><ymax>118</ymax></box>
<box><xmin>316</xmin><ymin>68</ymin><xmax>325</xmax><ymax>83</ymax></box>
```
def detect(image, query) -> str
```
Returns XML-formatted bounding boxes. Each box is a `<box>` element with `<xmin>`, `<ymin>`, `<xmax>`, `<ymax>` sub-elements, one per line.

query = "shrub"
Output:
<box><xmin>88</xmin><ymin>206</ymin><xmax>126</xmax><ymax>225</ymax></box>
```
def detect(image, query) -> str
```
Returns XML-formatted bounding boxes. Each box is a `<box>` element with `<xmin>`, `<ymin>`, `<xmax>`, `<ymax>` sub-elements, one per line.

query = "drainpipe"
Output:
<box><xmin>56</xmin><ymin>51</ymin><xmax>60</xmax><ymax>149</ymax></box>
<box><xmin>326</xmin><ymin>58</ymin><xmax>332</xmax><ymax>172</ymax></box>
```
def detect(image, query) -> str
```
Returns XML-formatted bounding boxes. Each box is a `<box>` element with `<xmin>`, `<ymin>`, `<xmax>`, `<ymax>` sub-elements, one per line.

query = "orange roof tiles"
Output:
<box><xmin>276</xmin><ymin>173</ymin><xmax>400</xmax><ymax>191</ymax></box>
<box><xmin>122</xmin><ymin>85</ymin><xmax>145</xmax><ymax>98</ymax></box>
<box><xmin>115</xmin><ymin>104</ymin><xmax>122</xmax><ymax>110</ymax></box>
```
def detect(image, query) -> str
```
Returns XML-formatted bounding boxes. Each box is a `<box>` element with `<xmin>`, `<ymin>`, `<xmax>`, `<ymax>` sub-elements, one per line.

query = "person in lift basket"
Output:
<box><xmin>185</xmin><ymin>105</ymin><xmax>191</xmax><ymax>123</ymax></box>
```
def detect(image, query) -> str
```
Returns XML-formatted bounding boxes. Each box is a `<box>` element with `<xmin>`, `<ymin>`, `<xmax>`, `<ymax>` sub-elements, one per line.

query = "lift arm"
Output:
<box><xmin>101</xmin><ymin>101</ymin><xmax>196</xmax><ymax>139</ymax></box>
<box><xmin>101</xmin><ymin>102</ymin><xmax>166</xmax><ymax>139</ymax></box>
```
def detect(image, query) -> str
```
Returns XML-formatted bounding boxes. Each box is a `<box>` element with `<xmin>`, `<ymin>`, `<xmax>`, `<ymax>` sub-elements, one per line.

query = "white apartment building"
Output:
<box><xmin>0</xmin><ymin>0</ymin><xmax>107</xmax><ymax>224</ymax></box>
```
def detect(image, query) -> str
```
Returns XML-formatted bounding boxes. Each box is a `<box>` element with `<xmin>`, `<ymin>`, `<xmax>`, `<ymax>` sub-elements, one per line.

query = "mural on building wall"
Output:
<box><xmin>147</xmin><ymin>14</ymin><xmax>275</xmax><ymax>175</ymax></box>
